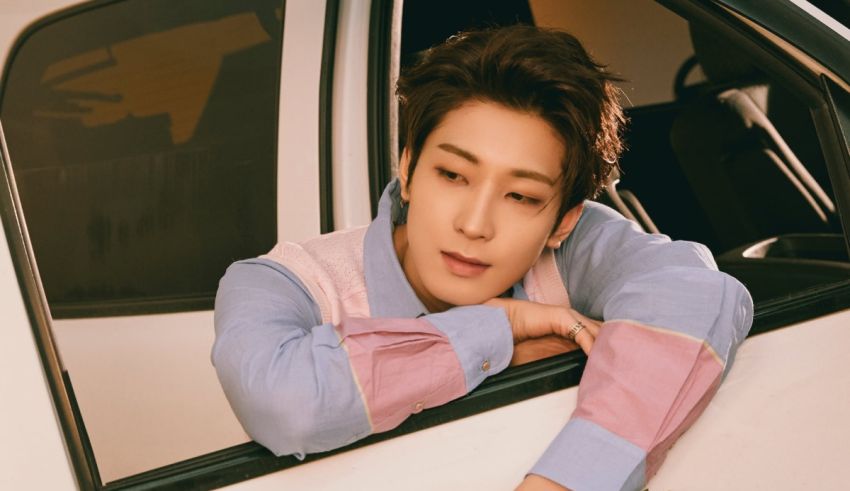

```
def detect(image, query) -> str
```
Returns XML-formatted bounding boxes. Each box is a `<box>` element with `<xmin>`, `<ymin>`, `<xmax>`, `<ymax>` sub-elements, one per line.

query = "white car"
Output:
<box><xmin>2</xmin><ymin>0</ymin><xmax>849</xmax><ymax>489</ymax></box>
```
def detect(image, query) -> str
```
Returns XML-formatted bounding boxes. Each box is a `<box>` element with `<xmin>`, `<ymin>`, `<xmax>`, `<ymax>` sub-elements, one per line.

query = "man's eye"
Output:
<box><xmin>507</xmin><ymin>192</ymin><xmax>541</xmax><ymax>205</ymax></box>
<box><xmin>438</xmin><ymin>168</ymin><xmax>463</xmax><ymax>182</ymax></box>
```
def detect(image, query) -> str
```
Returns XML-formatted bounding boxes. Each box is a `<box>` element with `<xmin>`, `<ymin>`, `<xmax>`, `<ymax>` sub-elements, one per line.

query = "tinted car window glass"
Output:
<box><xmin>0</xmin><ymin>0</ymin><xmax>283</xmax><ymax>314</ymax></box>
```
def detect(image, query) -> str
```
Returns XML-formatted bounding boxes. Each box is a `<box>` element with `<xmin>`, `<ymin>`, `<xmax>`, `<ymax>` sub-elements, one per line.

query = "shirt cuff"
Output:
<box><xmin>529</xmin><ymin>418</ymin><xmax>646</xmax><ymax>491</ymax></box>
<box><xmin>425</xmin><ymin>305</ymin><xmax>513</xmax><ymax>390</ymax></box>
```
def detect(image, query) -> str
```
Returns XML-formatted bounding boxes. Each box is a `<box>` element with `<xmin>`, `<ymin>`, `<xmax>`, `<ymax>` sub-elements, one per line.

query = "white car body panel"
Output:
<box><xmin>51</xmin><ymin>312</ymin><xmax>249</xmax><ymax>482</ymax></box>
<box><xmin>331</xmin><ymin>0</ymin><xmax>373</xmax><ymax>230</ymax></box>
<box><xmin>651</xmin><ymin>310</ymin><xmax>850</xmax><ymax>490</ymax></box>
<box><xmin>218</xmin><ymin>304</ymin><xmax>850</xmax><ymax>488</ymax></box>
<box><xmin>277</xmin><ymin>0</ymin><xmax>327</xmax><ymax>242</ymax></box>
<box><xmin>218</xmin><ymin>310</ymin><xmax>850</xmax><ymax>490</ymax></box>
<box><xmin>0</xmin><ymin>176</ymin><xmax>77</xmax><ymax>491</ymax></box>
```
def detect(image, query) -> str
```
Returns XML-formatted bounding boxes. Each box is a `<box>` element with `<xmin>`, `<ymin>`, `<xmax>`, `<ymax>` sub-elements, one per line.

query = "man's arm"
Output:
<box><xmin>212</xmin><ymin>257</ymin><xmax>513</xmax><ymax>458</ymax></box>
<box><xmin>526</xmin><ymin>202</ymin><xmax>753</xmax><ymax>491</ymax></box>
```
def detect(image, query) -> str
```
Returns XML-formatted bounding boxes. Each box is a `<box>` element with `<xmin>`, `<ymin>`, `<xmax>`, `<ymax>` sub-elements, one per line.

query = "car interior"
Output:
<box><xmin>401</xmin><ymin>0</ymin><xmax>850</xmax><ymax>304</ymax></box>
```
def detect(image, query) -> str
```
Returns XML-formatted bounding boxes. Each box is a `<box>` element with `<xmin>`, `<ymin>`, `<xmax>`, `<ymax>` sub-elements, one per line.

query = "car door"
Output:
<box><xmin>0</xmin><ymin>0</ymin><xmax>390</xmax><ymax>487</ymax></box>
<box><xmin>0</xmin><ymin>0</ymin><xmax>328</xmax><ymax>487</ymax></box>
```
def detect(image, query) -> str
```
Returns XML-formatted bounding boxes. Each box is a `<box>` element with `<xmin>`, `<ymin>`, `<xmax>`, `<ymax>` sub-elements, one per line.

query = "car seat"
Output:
<box><xmin>669</xmin><ymin>25</ymin><xmax>836</xmax><ymax>252</ymax></box>
<box><xmin>597</xmin><ymin>167</ymin><xmax>660</xmax><ymax>234</ymax></box>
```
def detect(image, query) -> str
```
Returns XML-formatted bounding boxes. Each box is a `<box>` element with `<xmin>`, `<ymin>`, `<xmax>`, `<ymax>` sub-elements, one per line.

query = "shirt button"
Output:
<box><xmin>413</xmin><ymin>401</ymin><xmax>424</xmax><ymax>413</ymax></box>
<box><xmin>481</xmin><ymin>359</ymin><xmax>491</xmax><ymax>372</ymax></box>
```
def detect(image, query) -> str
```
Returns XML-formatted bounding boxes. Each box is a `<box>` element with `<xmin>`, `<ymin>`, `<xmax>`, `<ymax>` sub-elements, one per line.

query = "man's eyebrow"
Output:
<box><xmin>438</xmin><ymin>143</ymin><xmax>478</xmax><ymax>163</ymax></box>
<box><xmin>511</xmin><ymin>168</ymin><xmax>557</xmax><ymax>186</ymax></box>
<box><xmin>437</xmin><ymin>142</ymin><xmax>557</xmax><ymax>186</ymax></box>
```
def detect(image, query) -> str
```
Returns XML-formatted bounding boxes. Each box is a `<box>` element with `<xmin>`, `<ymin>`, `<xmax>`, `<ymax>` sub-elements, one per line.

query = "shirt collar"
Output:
<box><xmin>363</xmin><ymin>178</ymin><xmax>430</xmax><ymax>317</ymax></box>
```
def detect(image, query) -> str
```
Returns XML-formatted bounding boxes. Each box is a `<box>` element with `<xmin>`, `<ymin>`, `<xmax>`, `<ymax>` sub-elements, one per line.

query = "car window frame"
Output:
<box><xmin>0</xmin><ymin>120</ymin><xmax>99</xmax><ymax>488</ymax></box>
<box><xmin>0</xmin><ymin>0</ymin><xmax>289</xmax><ymax>319</ymax></box>
<box><xmin>366</xmin><ymin>0</ymin><xmax>400</xmax><ymax>217</ymax></box>
<box><xmin>660</xmin><ymin>0</ymin><xmax>850</xmax><ymax>257</ymax></box>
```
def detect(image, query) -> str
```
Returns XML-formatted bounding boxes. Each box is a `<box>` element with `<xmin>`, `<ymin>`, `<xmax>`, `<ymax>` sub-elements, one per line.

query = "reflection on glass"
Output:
<box><xmin>1</xmin><ymin>0</ymin><xmax>282</xmax><ymax>311</ymax></box>
<box><xmin>37</xmin><ymin>13</ymin><xmax>272</xmax><ymax>144</ymax></box>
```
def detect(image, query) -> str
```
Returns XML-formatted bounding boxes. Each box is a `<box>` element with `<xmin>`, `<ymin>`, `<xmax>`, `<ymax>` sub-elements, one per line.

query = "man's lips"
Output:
<box><xmin>441</xmin><ymin>251</ymin><xmax>491</xmax><ymax>277</ymax></box>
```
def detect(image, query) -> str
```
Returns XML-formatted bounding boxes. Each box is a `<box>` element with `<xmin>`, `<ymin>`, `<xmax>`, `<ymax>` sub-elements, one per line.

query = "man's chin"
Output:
<box><xmin>422</xmin><ymin>269</ymin><xmax>517</xmax><ymax>307</ymax></box>
<box><xmin>431</xmin><ymin>284</ymin><xmax>499</xmax><ymax>307</ymax></box>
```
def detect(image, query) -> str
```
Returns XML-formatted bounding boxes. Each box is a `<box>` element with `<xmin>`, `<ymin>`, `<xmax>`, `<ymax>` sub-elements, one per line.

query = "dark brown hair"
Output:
<box><xmin>396</xmin><ymin>25</ymin><xmax>626</xmax><ymax>219</ymax></box>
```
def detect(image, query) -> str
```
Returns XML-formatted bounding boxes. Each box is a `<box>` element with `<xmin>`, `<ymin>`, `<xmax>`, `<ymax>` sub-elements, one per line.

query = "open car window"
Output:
<box><xmin>2</xmin><ymin>0</ymin><xmax>850</xmax><ymax>489</ymax></box>
<box><xmin>399</xmin><ymin>0</ymin><xmax>850</xmax><ymax>305</ymax></box>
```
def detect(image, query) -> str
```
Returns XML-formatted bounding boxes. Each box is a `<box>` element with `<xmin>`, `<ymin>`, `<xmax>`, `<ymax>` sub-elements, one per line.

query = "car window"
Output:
<box><xmin>0</xmin><ymin>0</ymin><xmax>283</xmax><ymax>317</ymax></box>
<box><xmin>527</xmin><ymin>0</ymin><xmax>850</xmax><ymax>304</ymax></box>
<box><xmin>400</xmin><ymin>0</ymin><xmax>849</xmax><ymax>304</ymax></box>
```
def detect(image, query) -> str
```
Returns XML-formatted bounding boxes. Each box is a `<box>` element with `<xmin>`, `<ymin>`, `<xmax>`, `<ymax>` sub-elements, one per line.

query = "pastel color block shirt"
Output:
<box><xmin>213</xmin><ymin>179</ymin><xmax>753</xmax><ymax>491</ymax></box>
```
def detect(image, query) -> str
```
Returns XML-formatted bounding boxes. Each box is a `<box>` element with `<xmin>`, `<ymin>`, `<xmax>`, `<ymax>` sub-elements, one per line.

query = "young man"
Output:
<box><xmin>213</xmin><ymin>26</ymin><xmax>753</xmax><ymax>491</ymax></box>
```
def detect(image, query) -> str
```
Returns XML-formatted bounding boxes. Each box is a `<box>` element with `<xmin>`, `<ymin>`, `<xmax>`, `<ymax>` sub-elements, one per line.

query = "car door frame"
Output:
<box><xmin>0</xmin><ymin>121</ymin><xmax>88</xmax><ymax>488</ymax></box>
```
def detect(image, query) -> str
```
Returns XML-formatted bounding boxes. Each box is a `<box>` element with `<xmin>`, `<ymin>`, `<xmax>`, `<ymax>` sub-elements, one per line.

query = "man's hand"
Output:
<box><xmin>511</xmin><ymin>335</ymin><xmax>578</xmax><ymax>366</ymax></box>
<box><xmin>485</xmin><ymin>298</ymin><xmax>601</xmax><ymax>355</ymax></box>
<box><xmin>516</xmin><ymin>474</ymin><xmax>571</xmax><ymax>491</ymax></box>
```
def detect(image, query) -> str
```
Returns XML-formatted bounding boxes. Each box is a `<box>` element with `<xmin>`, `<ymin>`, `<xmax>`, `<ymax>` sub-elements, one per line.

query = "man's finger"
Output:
<box><xmin>571</xmin><ymin>309</ymin><xmax>601</xmax><ymax>338</ymax></box>
<box><xmin>573</xmin><ymin>328</ymin><xmax>594</xmax><ymax>355</ymax></box>
<box><xmin>584</xmin><ymin>320</ymin><xmax>601</xmax><ymax>338</ymax></box>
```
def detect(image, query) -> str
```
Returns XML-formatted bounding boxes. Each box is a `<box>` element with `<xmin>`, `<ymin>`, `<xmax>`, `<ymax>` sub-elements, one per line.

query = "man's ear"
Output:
<box><xmin>398</xmin><ymin>147</ymin><xmax>411</xmax><ymax>202</ymax></box>
<box><xmin>546</xmin><ymin>203</ymin><xmax>584</xmax><ymax>249</ymax></box>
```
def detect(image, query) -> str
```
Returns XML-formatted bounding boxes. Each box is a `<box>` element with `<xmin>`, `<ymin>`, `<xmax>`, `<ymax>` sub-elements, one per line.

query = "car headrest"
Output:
<box><xmin>689</xmin><ymin>24</ymin><xmax>762</xmax><ymax>85</ymax></box>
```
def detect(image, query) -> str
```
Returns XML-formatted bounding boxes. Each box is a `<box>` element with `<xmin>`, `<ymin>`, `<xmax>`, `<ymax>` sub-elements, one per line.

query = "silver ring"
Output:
<box><xmin>567</xmin><ymin>321</ymin><xmax>585</xmax><ymax>340</ymax></box>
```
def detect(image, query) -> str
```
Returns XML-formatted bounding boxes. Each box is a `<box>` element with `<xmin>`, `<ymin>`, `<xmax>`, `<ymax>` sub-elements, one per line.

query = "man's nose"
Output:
<box><xmin>454</xmin><ymin>190</ymin><xmax>495</xmax><ymax>240</ymax></box>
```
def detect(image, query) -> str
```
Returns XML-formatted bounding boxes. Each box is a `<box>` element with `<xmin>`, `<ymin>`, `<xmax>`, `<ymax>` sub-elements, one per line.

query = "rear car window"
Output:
<box><xmin>0</xmin><ymin>0</ymin><xmax>283</xmax><ymax>317</ymax></box>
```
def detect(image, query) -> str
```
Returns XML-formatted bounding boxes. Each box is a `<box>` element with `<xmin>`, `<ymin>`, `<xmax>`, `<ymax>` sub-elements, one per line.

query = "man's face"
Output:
<box><xmin>398</xmin><ymin>100</ymin><xmax>579</xmax><ymax>311</ymax></box>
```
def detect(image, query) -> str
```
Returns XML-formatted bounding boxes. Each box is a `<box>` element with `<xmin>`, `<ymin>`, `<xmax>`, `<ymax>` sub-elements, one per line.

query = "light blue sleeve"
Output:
<box><xmin>212</xmin><ymin>257</ymin><xmax>512</xmax><ymax>459</ymax></box>
<box><xmin>212</xmin><ymin>258</ymin><xmax>371</xmax><ymax>458</ymax></box>
<box><xmin>528</xmin><ymin>202</ymin><xmax>753</xmax><ymax>490</ymax></box>
<box><xmin>557</xmin><ymin>202</ymin><xmax>751</xmax><ymax>364</ymax></box>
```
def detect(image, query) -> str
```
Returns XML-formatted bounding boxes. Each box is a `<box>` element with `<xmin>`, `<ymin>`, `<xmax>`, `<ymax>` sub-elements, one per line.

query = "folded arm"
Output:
<box><xmin>527</xmin><ymin>203</ymin><xmax>753</xmax><ymax>491</ymax></box>
<box><xmin>212</xmin><ymin>258</ymin><xmax>513</xmax><ymax>458</ymax></box>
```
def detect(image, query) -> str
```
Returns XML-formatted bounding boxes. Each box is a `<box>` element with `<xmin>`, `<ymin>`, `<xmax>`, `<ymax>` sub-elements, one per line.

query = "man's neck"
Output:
<box><xmin>392</xmin><ymin>224</ymin><xmax>452</xmax><ymax>313</ymax></box>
